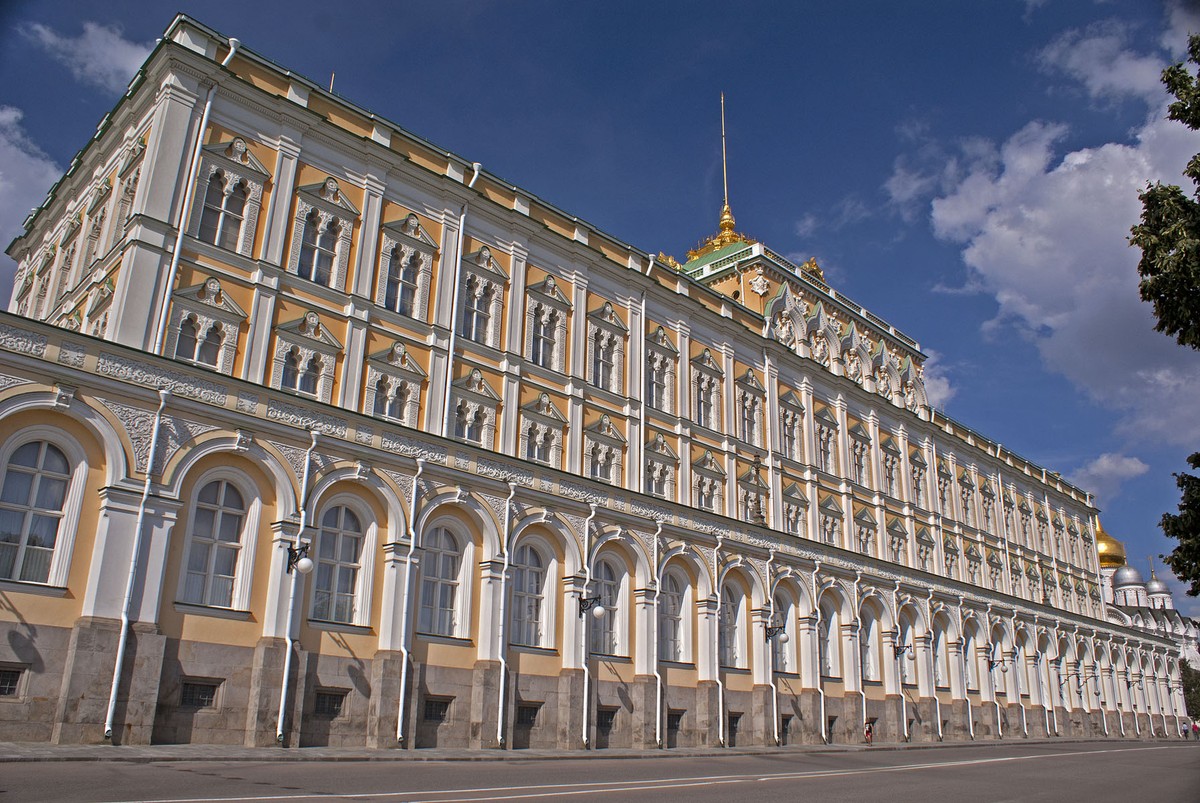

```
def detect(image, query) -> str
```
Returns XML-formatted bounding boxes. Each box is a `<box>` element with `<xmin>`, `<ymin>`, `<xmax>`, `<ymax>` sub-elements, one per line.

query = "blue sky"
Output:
<box><xmin>2</xmin><ymin>1</ymin><xmax>1199</xmax><ymax>612</ymax></box>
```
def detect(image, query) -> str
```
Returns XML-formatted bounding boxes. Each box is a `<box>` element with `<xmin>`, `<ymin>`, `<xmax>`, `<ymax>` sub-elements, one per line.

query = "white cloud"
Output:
<box><xmin>0</xmin><ymin>107</ymin><xmax>62</xmax><ymax>292</ymax></box>
<box><xmin>921</xmin><ymin>350</ymin><xmax>957</xmax><ymax>409</ymax></box>
<box><xmin>794</xmin><ymin>213</ymin><xmax>819</xmax><ymax>238</ymax></box>
<box><xmin>20</xmin><ymin>21</ymin><xmax>152</xmax><ymax>95</ymax></box>
<box><xmin>1066</xmin><ymin>452</ymin><xmax>1150</xmax><ymax>503</ymax></box>
<box><xmin>1038</xmin><ymin>21</ymin><xmax>1167</xmax><ymax>104</ymax></box>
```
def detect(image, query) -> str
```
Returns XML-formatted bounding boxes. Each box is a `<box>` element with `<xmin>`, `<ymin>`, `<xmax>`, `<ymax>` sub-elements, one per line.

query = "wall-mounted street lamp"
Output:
<box><xmin>765</xmin><ymin>624</ymin><xmax>789</xmax><ymax>644</ymax></box>
<box><xmin>286</xmin><ymin>543</ymin><xmax>314</xmax><ymax>575</ymax></box>
<box><xmin>987</xmin><ymin>643</ymin><xmax>1009</xmax><ymax>673</ymax></box>
<box><xmin>578</xmin><ymin>595</ymin><xmax>608</xmax><ymax>619</ymax></box>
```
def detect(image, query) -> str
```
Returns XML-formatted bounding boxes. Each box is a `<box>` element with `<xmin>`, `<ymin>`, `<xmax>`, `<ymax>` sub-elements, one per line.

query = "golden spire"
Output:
<box><xmin>686</xmin><ymin>93</ymin><xmax>754</xmax><ymax>261</ymax></box>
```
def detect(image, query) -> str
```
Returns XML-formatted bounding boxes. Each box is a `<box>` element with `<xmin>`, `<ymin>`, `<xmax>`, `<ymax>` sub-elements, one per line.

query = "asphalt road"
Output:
<box><xmin>5</xmin><ymin>742</ymin><xmax>1199</xmax><ymax>803</ymax></box>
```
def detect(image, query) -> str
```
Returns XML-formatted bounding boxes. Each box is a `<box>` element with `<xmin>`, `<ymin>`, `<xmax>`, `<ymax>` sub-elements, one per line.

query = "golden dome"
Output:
<box><xmin>1095</xmin><ymin>520</ymin><xmax>1127</xmax><ymax>569</ymax></box>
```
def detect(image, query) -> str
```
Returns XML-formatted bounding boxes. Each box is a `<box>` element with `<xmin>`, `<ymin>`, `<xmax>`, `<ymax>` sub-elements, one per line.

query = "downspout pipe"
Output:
<box><xmin>714</xmin><ymin>536</ymin><xmax>727</xmax><ymax>747</ymax></box>
<box><xmin>854</xmin><ymin>571</ymin><xmax>866</xmax><ymax>734</ymax></box>
<box><xmin>1014</xmin><ymin>615</ymin><xmax>1028</xmax><ymax>738</ymax></box>
<box><xmin>1095</xmin><ymin>661</ymin><xmax>1109</xmax><ymax>737</ymax></box>
<box><xmin>928</xmin><ymin>590</ymin><xmax>942</xmax><ymax>742</ymax></box>
<box><xmin>276</xmin><ymin>430</ymin><xmax>318</xmax><ymax>744</ymax></box>
<box><xmin>956</xmin><ymin>597</ymin><xmax>974</xmax><ymax>740</ymax></box>
<box><xmin>105</xmin><ymin>388</ymin><xmax>171</xmax><ymax>741</ymax></box>
<box><xmin>395</xmin><ymin>459</ymin><xmax>425</xmax><ymax>744</ymax></box>
<box><xmin>580</xmin><ymin>503</ymin><xmax>598</xmax><ymax>748</ymax></box>
<box><xmin>812</xmin><ymin>562</ymin><xmax>827</xmax><ymax>744</ymax></box>
<box><xmin>439</xmin><ymin>162</ymin><xmax>483</xmax><ymax>438</ymax></box>
<box><xmin>152</xmin><ymin>38</ymin><xmax>240</xmax><ymax>355</ymax></box>
<box><xmin>651</xmin><ymin>521</ymin><xmax>665</xmax><ymax>748</ymax></box>
<box><xmin>767</xmin><ymin>550</ymin><xmax>780</xmax><ymax>747</ymax></box>
<box><xmin>494</xmin><ymin>482</ymin><xmax>519</xmax><ymax>747</ymax></box>
<box><xmin>893</xmin><ymin>581</ymin><xmax>908</xmax><ymax>742</ymax></box>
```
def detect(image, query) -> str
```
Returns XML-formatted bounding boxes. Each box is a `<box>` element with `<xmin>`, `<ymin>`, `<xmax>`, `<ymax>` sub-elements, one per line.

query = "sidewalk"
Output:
<box><xmin>0</xmin><ymin>736</ymin><xmax>1162</xmax><ymax>763</ymax></box>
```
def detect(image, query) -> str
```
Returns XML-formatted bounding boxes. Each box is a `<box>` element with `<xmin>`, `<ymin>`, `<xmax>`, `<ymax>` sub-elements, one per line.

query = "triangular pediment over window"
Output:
<box><xmin>692</xmin><ymin>449</ymin><xmax>725</xmax><ymax>478</ymax></box>
<box><xmin>818</xmin><ymin>495</ymin><xmax>843</xmax><ymax>516</ymax></box>
<box><xmin>853</xmin><ymin>507</ymin><xmax>877</xmax><ymax>527</ymax></box>
<box><xmin>452</xmin><ymin>367</ymin><xmax>501</xmax><ymax>402</ymax></box>
<box><xmin>381</xmin><ymin>213</ymin><xmax>438</xmax><ymax>251</ymax></box>
<box><xmin>527</xmin><ymin>274</ymin><xmax>571</xmax><ymax>308</ymax></box>
<box><xmin>368</xmin><ymin>340</ymin><xmax>427</xmax><ymax>380</ymax></box>
<box><xmin>297</xmin><ymin>178</ymin><xmax>360</xmax><ymax>217</ymax></box>
<box><xmin>173</xmin><ymin>277</ymin><xmax>248</xmax><ymax>320</ymax></box>
<box><xmin>520</xmin><ymin>392</ymin><xmax>567</xmax><ymax>425</ymax></box>
<box><xmin>886</xmin><ymin>517</ymin><xmax>907</xmax><ymax>538</ymax></box>
<box><xmin>464</xmin><ymin>245</ymin><xmax>509</xmax><ymax>281</ymax></box>
<box><xmin>588</xmin><ymin>300</ymin><xmax>628</xmax><ymax>333</ymax></box>
<box><xmin>778</xmin><ymin>389</ymin><xmax>805</xmax><ymax>412</ymax></box>
<box><xmin>691</xmin><ymin>348</ymin><xmax>722</xmax><ymax>374</ymax></box>
<box><xmin>735</xmin><ymin>368</ymin><xmax>764</xmax><ymax>393</ymax></box>
<box><xmin>647</xmin><ymin>325</ymin><xmax>678</xmax><ymax>354</ymax></box>
<box><xmin>645</xmin><ymin>432</ymin><xmax>678</xmax><ymax>460</ymax></box>
<box><xmin>915</xmin><ymin>526</ymin><xmax>934</xmax><ymax>547</ymax></box>
<box><xmin>783</xmin><ymin>483</ymin><xmax>808</xmax><ymax>504</ymax></box>
<box><xmin>201</xmin><ymin>137</ymin><xmax>271</xmax><ymax>179</ymax></box>
<box><xmin>277</xmin><ymin>310</ymin><xmax>343</xmax><ymax>350</ymax></box>
<box><xmin>586</xmin><ymin>413</ymin><xmax>627</xmax><ymax>445</ymax></box>
<box><xmin>965</xmin><ymin>543</ymin><xmax>982</xmax><ymax>562</ymax></box>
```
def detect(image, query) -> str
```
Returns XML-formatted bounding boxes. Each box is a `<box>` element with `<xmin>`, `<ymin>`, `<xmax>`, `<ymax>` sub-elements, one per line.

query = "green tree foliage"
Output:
<box><xmin>1161</xmin><ymin>452</ymin><xmax>1200</xmax><ymax>596</ymax></box>
<box><xmin>1131</xmin><ymin>34</ymin><xmax>1200</xmax><ymax>350</ymax></box>
<box><xmin>1182</xmin><ymin>659</ymin><xmax>1200</xmax><ymax>720</ymax></box>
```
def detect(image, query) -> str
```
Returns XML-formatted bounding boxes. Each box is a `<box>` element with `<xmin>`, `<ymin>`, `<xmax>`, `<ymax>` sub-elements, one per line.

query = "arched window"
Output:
<box><xmin>859</xmin><ymin>613</ymin><xmax>878</xmax><ymax>681</ymax></box>
<box><xmin>463</xmin><ymin>277</ymin><xmax>492</xmax><ymax>343</ymax></box>
<box><xmin>198</xmin><ymin>173</ymin><xmax>247</xmax><ymax>250</ymax></box>
<box><xmin>0</xmin><ymin>441</ymin><xmax>71</xmax><ymax>583</ymax></box>
<box><xmin>819</xmin><ymin>601</ymin><xmax>839</xmax><ymax>678</ymax></box>
<box><xmin>384</xmin><ymin>247</ymin><xmax>420</xmax><ymax>317</ymax></box>
<box><xmin>196</xmin><ymin>323</ymin><xmax>222</xmax><ymax>367</ymax></box>
<box><xmin>592</xmin><ymin>332</ymin><xmax>615</xmax><ymax>390</ymax></box>
<box><xmin>298</xmin><ymin>211</ymin><xmax>338</xmax><ymax>286</ymax></box>
<box><xmin>299</xmin><ymin>356</ymin><xmax>321</xmax><ymax>395</ymax></box>
<box><xmin>591</xmin><ymin>558</ymin><xmax>620</xmax><ymax>655</ymax></box>
<box><xmin>175</xmin><ymin>316</ymin><xmax>199</xmax><ymax>361</ymax></box>
<box><xmin>510</xmin><ymin>543</ymin><xmax>545</xmax><ymax>647</ymax></box>
<box><xmin>530</xmin><ymin>308</ymin><xmax>556</xmax><ymax>369</ymax></box>
<box><xmin>180</xmin><ymin>479</ymin><xmax>246</xmax><ymax>608</ymax></box>
<box><xmin>933</xmin><ymin>625</ymin><xmax>950</xmax><ymax>688</ymax></box>
<box><xmin>718</xmin><ymin>583</ymin><xmax>742</xmax><ymax>668</ymax></box>
<box><xmin>772</xmin><ymin>594</ymin><xmax>794</xmax><ymax>673</ymax></box>
<box><xmin>659</xmin><ymin>570</ymin><xmax>686</xmax><ymax>662</ymax></box>
<box><xmin>419</xmin><ymin>527</ymin><xmax>462</xmax><ymax>636</ymax></box>
<box><xmin>281</xmin><ymin>348</ymin><xmax>301</xmax><ymax>391</ymax></box>
<box><xmin>373</xmin><ymin>377</ymin><xmax>391</xmax><ymax>417</ymax></box>
<box><xmin>311</xmin><ymin>505</ymin><xmax>363</xmax><ymax>624</ymax></box>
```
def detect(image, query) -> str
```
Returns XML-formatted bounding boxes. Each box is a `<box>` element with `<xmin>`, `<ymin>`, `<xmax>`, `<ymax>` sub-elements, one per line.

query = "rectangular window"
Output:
<box><xmin>0</xmin><ymin>668</ymin><xmax>22</xmax><ymax>697</ymax></box>
<box><xmin>424</xmin><ymin>697</ymin><xmax>452</xmax><ymax>722</ymax></box>
<box><xmin>181</xmin><ymin>680</ymin><xmax>220</xmax><ymax>708</ymax></box>
<box><xmin>596</xmin><ymin>707</ymin><xmax>617</xmax><ymax>732</ymax></box>
<box><xmin>314</xmin><ymin>690</ymin><xmax>347</xmax><ymax>717</ymax></box>
<box><xmin>516</xmin><ymin>703</ymin><xmax>541</xmax><ymax>726</ymax></box>
<box><xmin>666</xmin><ymin>710</ymin><xmax>684</xmax><ymax>732</ymax></box>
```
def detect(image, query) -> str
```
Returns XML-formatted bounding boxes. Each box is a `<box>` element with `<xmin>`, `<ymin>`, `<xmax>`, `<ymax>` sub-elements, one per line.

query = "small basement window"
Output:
<box><xmin>314</xmin><ymin>690</ymin><xmax>347</xmax><ymax>717</ymax></box>
<box><xmin>597</xmin><ymin>707</ymin><xmax>617</xmax><ymax>732</ymax></box>
<box><xmin>0</xmin><ymin>668</ymin><xmax>22</xmax><ymax>697</ymax></box>
<box><xmin>516</xmin><ymin>703</ymin><xmax>541</xmax><ymax>726</ymax></box>
<box><xmin>180</xmin><ymin>680</ymin><xmax>220</xmax><ymax>708</ymax></box>
<box><xmin>424</xmin><ymin>697</ymin><xmax>452</xmax><ymax>722</ymax></box>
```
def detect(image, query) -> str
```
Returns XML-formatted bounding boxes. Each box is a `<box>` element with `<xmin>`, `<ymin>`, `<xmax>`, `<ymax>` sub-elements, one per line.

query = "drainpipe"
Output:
<box><xmin>927</xmin><ymin>589</ymin><xmax>942</xmax><ymax>741</ymax></box>
<box><xmin>892</xmin><ymin>582</ymin><xmax>908</xmax><ymax>742</ymax></box>
<box><xmin>812</xmin><ymin>562</ymin><xmax>827</xmax><ymax>744</ymax></box>
<box><xmin>1095</xmin><ymin>661</ymin><xmax>1109</xmax><ymax>736</ymax></box>
<box><xmin>854</xmin><ymin>571</ymin><xmax>866</xmax><ymax>734</ymax></box>
<box><xmin>494</xmin><ymin>482</ymin><xmax>518</xmax><ymax>747</ymax></box>
<box><xmin>395</xmin><ymin>459</ymin><xmax>425</xmax><ymax>744</ymax></box>
<box><xmin>152</xmin><ymin>39</ymin><xmax>240</xmax><ymax>355</ymax></box>
<box><xmin>276</xmin><ymin>430</ymin><xmax>318</xmax><ymax>744</ymax></box>
<box><xmin>956</xmin><ymin>597</ymin><xmax>974</xmax><ymax>740</ymax></box>
<box><xmin>439</xmin><ymin>162</ymin><xmax>483</xmax><ymax>438</ymax></box>
<box><xmin>714</xmin><ymin>536</ymin><xmax>726</xmax><ymax>747</ymax></box>
<box><xmin>1014</xmin><ymin>614</ymin><xmax>1028</xmax><ymax>738</ymax></box>
<box><xmin>767</xmin><ymin>549</ymin><xmax>780</xmax><ymax>746</ymax></box>
<box><xmin>651</xmin><ymin>522</ymin><xmax>665</xmax><ymax>748</ymax></box>
<box><xmin>104</xmin><ymin>387</ymin><xmax>171</xmax><ymax>741</ymax></box>
<box><xmin>1114</xmin><ymin>660</ymin><xmax>1126</xmax><ymax>737</ymax></box>
<box><xmin>579</xmin><ymin>503</ymin><xmax>598</xmax><ymax>748</ymax></box>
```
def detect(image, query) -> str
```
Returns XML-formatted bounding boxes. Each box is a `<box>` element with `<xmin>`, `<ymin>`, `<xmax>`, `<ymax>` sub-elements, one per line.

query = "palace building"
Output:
<box><xmin>0</xmin><ymin>14</ymin><xmax>1190</xmax><ymax>748</ymax></box>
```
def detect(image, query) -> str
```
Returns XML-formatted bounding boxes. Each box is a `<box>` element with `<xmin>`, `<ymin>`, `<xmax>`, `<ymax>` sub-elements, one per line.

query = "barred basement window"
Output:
<box><xmin>180</xmin><ymin>680</ymin><xmax>220</xmax><ymax>708</ymax></box>
<box><xmin>666</xmin><ymin>710</ymin><xmax>684</xmax><ymax>732</ymax></box>
<box><xmin>515</xmin><ymin>703</ymin><xmax>541</xmax><ymax>726</ymax></box>
<box><xmin>314</xmin><ymin>690</ymin><xmax>347</xmax><ymax>717</ymax></box>
<box><xmin>424</xmin><ymin>697</ymin><xmax>452</xmax><ymax>722</ymax></box>
<box><xmin>596</xmin><ymin>707</ymin><xmax>617</xmax><ymax>732</ymax></box>
<box><xmin>0</xmin><ymin>668</ymin><xmax>22</xmax><ymax>696</ymax></box>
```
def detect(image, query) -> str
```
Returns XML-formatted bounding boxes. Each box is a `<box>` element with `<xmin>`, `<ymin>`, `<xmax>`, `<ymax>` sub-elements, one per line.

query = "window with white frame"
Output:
<box><xmin>818</xmin><ymin>498</ymin><xmax>842</xmax><ymax>546</ymax></box>
<box><xmin>782</xmin><ymin>485</ymin><xmax>807</xmax><ymax>537</ymax></box>
<box><xmin>881</xmin><ymin>441</ymin><xmax>900</xmax><ymax>497</ymax></box>
<box><xmin>658</xmin><ymin>569</ymin><xmax>688</xmax><ymax>662</ymax></box>
<box><xmin>587</xmin><ymin>302</ymin><xmax>627</xmax><ymax>393</ymax></box>
<box><xmin>910</xmin><ymin>451</ymin><xmax>928</xmax><ymax>507</ymax></box>
<box><xmin>734</xmin><ymin>370</ymin><xmax>764</xmax><ymax>446</ymax></box>
<box><xmin>511</xmin><ymin>542</ymin><xmax>549</xmax><ymax>647</ymax></box>
<box><xmin>450</xmin><ymin>369</ymin><xmax>499</xmax><ymax>448</ymax></box>
<box><xmin>886</xmin><ymin>519</ymin><xmax>907</xmax><ymax>564</ymax></box>
<box><xmin>590</xmin><ymin>557</ymin><xmax>623</xmax><ymax>655</ymax></box>
<box><xmin>518</xmin><ymin>393</ymin><xmax>565</xmax><ymax>469</ymax></box>
<box><xmin>937</xmin><ymin>465</ymin><xmax>953</xmax><ymax>515</ymax></box>
<box><xmin>718</xmin><ymin>583</ymin><xmax>744</xmax><ymax>668</ymax></box>
<box><xmin>737</xmin><ymin>460</ymin><xmax>768</xmax><ymax>525</ymax></box>
<box><xmin>523</xmin><ymin>275</ymin><xmax>570</xmax><ymax>373</ymax></box>
<box><xmin>959</xmin><ymin>474</ymin><xmax>976</xmax><ymax>527</ymax></box>
<box><xmin>584</xmin><ymin>414</ymin><xmax>626</xmax><ymax>486</ymax></box>
<box><xmin>53</xmin><ymin>243</ymin><xmax>77</xmax><ymax>310</ymax></box>
<box><xmin>311</xmin><ymin>504</ymin><xmax>366</xmax><ymax>624</ymax></box>
<box><xmin>644</xmin><ymin>433</ymin><xmax>678</xmax><ymax>500</ymax></box>
<box><xmin>0</xmin><ymin>435</ymin><xmax>86</xmax><ymax>586</ymax></box>
<box><xmin>645</xmin><ymin>326</ymin><xmax>677</xmax><ymax>413</ymax></box>
<box><xmin>363</xmin><ymin>341</ymin><xmax>425</xmax><ymax>428</ymax></box>
<box><xmin>981</xmin><ymin>482</ymin><xmax>996</xmax><ymax>533</ymax></box>
<box><xmin>189</xmin><ymin>138</ymin><xmax>268</xmax><ymax>258</ymax></box>
<box><xmin>692</xmin><ymin>450</ymin><xmax>725</xmax><ymax>513</ymax></box>
<box><xmin>814</xmin><ymin>409</ymin><xmax>838</xmax><ymax>474</ymax></box>
<box><xmin>459</xmin><ymin>246</ymin><xmax>507</xmax><ymax>349</ymax></box>
<box><xmin>418</xmin><ymin>526</ymin><xmax>467</xmax><ymax>637</ymax></box>
<box><xmin>115</xmin><ymin>135</ymin><xmax>145</xmax><ymax>236</ymax></box>
<box><xmin>778</xmin><ymin>392</ymin><xmax>805</xmax><ymax>462</ymax></box>
<box><xmin>287</xmin><ymin>178</ymin><xmax>358</xmax><ymax>291</ymax></box>
<box><xmin>178</xmin><ymin>474</ymin><xmax>261</xmax><ymax>609</ymax></box>
<box><xmin>849</xmin><ymin>429</ymin><xmax>871</xmax><ymax>487</ymax></box>
<box><xmin>691</xmin><ymin>349</ymin><xmax>722</xmax><ymax>430</ymax></box>
<box><xmin>165</xmin><ymin>277</ymin><xmax>246</xmax><ymax>375</ymax></box>
<box><xmin>271</xmin><ymin>311</ymin><xmax>341</xmax><ymax>404</ymax></box>
<box><xmin>377</xmin><ymin>213</ymin><xmax>435</xmax><ymax>321</ymax></box>
<box><xmin>853</xmin><ymin>509</ymin><xmax>877</xmax><ymax>555</ymax></box>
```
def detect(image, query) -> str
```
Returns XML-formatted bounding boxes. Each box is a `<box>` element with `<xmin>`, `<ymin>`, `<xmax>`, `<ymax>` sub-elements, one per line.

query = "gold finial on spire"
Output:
<box><xmin>685</xmin><ymin>93</ymin><xmax>755</xmax><ymax>261</ymax></box>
